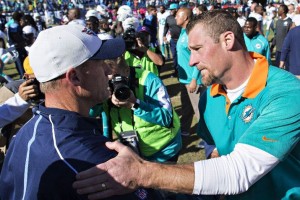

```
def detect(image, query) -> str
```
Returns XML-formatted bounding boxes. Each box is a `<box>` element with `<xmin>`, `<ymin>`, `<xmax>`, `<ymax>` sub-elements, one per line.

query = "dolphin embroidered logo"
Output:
<box><xmin>241</xmin><ymin>105</ymin><xmax>255</xmax><ymax>123</ymax></box>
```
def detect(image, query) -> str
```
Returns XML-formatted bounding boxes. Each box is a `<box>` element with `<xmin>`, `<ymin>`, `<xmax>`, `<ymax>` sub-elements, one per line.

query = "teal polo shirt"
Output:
<box><xmin>176</xmin><ymin>28</ymin><xmax>201</xmax><ymax>85</ymax></box>
<box><xmin>198</xmin><ymin>52</ymin><xmax>300</xmax><ymax>199</ymax></box>
<box><xmin>244</xmin><ymin>33</ymin><xmax>272</xmax><ymax>64</ymax></box>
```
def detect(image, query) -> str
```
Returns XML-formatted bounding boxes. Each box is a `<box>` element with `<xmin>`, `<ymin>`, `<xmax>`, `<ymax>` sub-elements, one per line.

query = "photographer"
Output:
<box><xmin>104</xmin><ymin>56</ymin><xmax>182</xmax><ymax>163</ymax></box>
<box><xmin>98</xmin><ymin>19</ymin><xmax>113</xmax><ymax>40</ymax></box>
<box><xmin>0</xmin><ymin>78</ymin><xmax>39</xmax><ymax>128</ymax></box>
<box><xmin>0</xmin><ymin>57</ymin><xmax>43</xmax><ymax>128</ymax></box>
<box><xmin>124</xmin><ymin>26</ymin><xmax>164</xmax><ymax>77</ymax></box>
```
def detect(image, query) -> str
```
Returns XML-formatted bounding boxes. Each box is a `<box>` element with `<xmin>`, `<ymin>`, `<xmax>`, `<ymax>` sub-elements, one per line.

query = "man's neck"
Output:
<box><xmin>247</xmin><ymin>32</ymin><xmax>258</xmax><ymax>39</ymax></box>
<box><xmin>281</xmin><ymin>14</ymin><xmax>287</xmax><ymax>19</ymax></box>
<box><xmin>44</xmin><ymin>93</ymin><xmax>91</xmax><ymax>117</ymax></box>
<box><xmin>221</xmin><ymin>51</ymin><xmax>254</xmax><ymax>90</ymax></box>
<box><xmin>182</xmin><ymin>21</ymin><xmax>189</xmax><ymax>29</ymax></box>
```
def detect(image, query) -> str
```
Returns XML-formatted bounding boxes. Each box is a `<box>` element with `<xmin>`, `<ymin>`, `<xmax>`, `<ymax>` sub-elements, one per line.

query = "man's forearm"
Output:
<box><xmin>140</xmin><ymin>161</ymin><xmax>195</xmax><ymax>194</ymax></box>
<box><xmin>163</xmin><ymin>23</ymin><xmax>169</xmax><ymax>37</ymax></box>
<box><xmin>146</xmin><ymin>50</ymin><xmax>164</xmax><ymax>66</ymax></box>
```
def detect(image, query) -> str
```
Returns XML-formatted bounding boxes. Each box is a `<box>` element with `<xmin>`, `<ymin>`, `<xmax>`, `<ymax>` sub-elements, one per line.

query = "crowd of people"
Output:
<box><xmin>0</xmin><ymin>0</ymin><xmax>299</xmax><ymax>199</ymax></box>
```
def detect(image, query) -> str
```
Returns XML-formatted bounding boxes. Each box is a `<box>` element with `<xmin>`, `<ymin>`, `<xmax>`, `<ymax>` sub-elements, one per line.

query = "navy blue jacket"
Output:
<box><xmin>0</xmin><ymin>104</ymin><xmax>160</xmax><ymax>200</ymax></box>
<box><xmin>280</xmin><ymin>26</ymin><xmax>300</xmax><ymax>75</ymax></box>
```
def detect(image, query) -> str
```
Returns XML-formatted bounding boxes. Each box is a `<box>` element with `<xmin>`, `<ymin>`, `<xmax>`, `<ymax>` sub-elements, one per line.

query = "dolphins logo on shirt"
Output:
<box><xmin>284</xmin><ymin>21</ymin><xmax>289</xmax><ymax>26</ymax></box>
<box><xmin>255</xmin><ymin>43</ymin><xmax>261</xmax><ymax>49</ymax></box>
<box><xmin>241</xmin><ymin>105</ymin><xmax>255</xmax><ymax>123</ymax></box>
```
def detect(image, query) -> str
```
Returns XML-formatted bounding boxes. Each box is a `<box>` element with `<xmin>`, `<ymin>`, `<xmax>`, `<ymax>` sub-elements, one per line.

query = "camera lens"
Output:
<box><xmin>114</xmin><ymin>84</ymin><xmax>131</xmax><ymax>100</ymax></box>
<box><xmin>110</xmin><ymin>75</ymin><xmax>131</xmax><ymax>101</ymax></box>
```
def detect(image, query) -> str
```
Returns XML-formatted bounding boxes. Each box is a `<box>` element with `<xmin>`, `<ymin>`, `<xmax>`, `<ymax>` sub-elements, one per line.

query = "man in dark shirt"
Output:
<box><xmin>274</xmin><ymin>4</ymin><xmax>292</xmax><ymax>66</ymax></box>
<box><xmin>163</xmin><ymin>3</ymin><xmax>181</xmax><ymax>77</ymax></box>
<box><xmin>0</xmin><ymin>10</ymin><xmax>7</xmax><ymax>32</ymax></box>
<box><xmin>279</xmin><ymin>25</ymin><xmax>300</xmax><ymax>78</ymax></box>
<box><xmin>143</xmin><ymin>5</ymin><xmax>158</xmax><ymax>45</ymax></box>
<box><xmin>0</xmin><ymin>25</ymin><xmax>161</xmax><ymax>200</ymax></box>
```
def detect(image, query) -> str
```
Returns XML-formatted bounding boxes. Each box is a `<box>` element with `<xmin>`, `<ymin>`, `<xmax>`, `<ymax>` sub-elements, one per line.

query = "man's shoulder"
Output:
<box><xmin>166</xmin><ymin>15</ymin><xmax>174</xmax><ymax>20</ymax></box>
<box><xmin>266</xmin><ymin>66</ymin><xmax>300</xmax><ymax>93</ymax></box>
<box><xmin>256</xmin><ymin>33</ymin><xmax>269</xmax><ymax>43</ymax></box>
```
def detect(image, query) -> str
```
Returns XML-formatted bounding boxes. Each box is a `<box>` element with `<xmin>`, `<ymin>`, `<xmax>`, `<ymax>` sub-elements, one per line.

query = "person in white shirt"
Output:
<box><xmin>237</xmin><ymin>7</ymin><xmax>246</xmax><ymax>27</ymax></box>
<box><xmin>287</xmin><ymin>3</ymin><xmax>296</xmax><ymax>20</ymax></box>
<box><xmin>249</xmin><ymin>4</ymin><xmax>264</xmax><ymax>35</ymax></box>
<box><xmin>157</xmin><ymin>5</ymin><xmax>170</xmax><ymax>59</ymax></box>
<box><xmin>265</xmin><ymin>3</ymin><xmax>276</xmax><ymax>39</ymax></box>
<box><xmin>0</xmin><ymin>79</ymin><xmax>38</xmax><ymax>128</ymax></box>
<box><xmin>291</xmin><ymin>5</ymin><xmax>300</xmax><ymax>27</ymax></box>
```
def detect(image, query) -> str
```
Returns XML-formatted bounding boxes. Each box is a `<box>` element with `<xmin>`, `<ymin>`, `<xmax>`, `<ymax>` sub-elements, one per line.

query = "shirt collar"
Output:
<box><xmin>36</xmin><ymin>103</ymin><xmax>103</xmax><ymax>132</ymax></box>
<box><xmin>211</xmin><ymin>52</ymin><xmax>268</xmax><ymax>99</ymax></box>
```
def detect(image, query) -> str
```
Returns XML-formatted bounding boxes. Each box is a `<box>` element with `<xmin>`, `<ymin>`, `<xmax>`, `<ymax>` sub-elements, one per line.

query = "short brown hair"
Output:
<box><xmin>186</xmin><ymin>10</ymin><xmax>246</xmax><ymax>49</ymax></box>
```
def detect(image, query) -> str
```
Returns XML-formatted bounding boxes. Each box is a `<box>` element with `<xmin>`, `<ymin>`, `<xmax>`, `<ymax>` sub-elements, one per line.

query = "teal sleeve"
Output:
<box><xmin>89</xmin><ymin>104</ymin><xmax>102</xmax><ymax>117</ymax></box>
<box><xmin>89</xmin><ymin>104</ymin><xmax>110</xmax><ymax>139</ymax></box>
<box><xmin>197</xmin><ymin>89</ymin><xmax>215</xmax><ymax>145</ymax></box>
<box><xmin>239</xmin><ymin>78</ymin><xmax>300</xmax><ymax>160</ymax></box>
<box><xmin>133</xmin><ymin>73</ymin><xmax>173</xmax><ymax>127</ymax></box>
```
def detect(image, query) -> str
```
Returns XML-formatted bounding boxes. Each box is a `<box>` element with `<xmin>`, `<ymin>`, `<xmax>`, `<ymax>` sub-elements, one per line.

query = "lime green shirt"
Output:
<box><xmin>124</xmin><ymin>48</ymin><xmax>159</xmax><ymax>76</ymax></box>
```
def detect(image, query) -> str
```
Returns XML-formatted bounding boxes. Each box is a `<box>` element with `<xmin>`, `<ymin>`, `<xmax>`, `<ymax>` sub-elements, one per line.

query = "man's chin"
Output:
<box><xmin>201</xmin><ymin>78</ymin><xmax>213</xmax><ymax>87</ymax></box>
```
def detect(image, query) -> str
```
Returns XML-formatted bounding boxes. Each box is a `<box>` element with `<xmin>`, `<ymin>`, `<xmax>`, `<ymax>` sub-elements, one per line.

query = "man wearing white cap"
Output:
<box><xmin>0</xmin><ymin>25</ymin><xmax>159</xmax><ymax>200</ymax></box>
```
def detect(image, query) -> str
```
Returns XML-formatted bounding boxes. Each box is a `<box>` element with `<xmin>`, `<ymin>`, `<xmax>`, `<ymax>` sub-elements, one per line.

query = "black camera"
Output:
<box><xmin>23</xmin><ymin>75</ymin><xmax>45</xmax><ymax>102</ymax></box>
<box><xmin>123</xmin><ymin>27</ymin><xmax>137</xmax><ymax>50</ymax></box>
<box><xmin>120</xmin><ymin>130</ymin><xmax>140</xmax><ymax>155</ymax></box>
<box><xmin>109</xmin><ymin>74</ymin><xmax>131</xmax><ymax>101</ymax></box>
<box><xmin>30</xmin><ymin>78</ymin><xmax>45</xmax><ymax>102</ymax></box>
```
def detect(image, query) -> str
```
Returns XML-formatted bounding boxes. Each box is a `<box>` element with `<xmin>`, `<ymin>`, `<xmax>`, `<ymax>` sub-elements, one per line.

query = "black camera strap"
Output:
<box><xmin>128</xmin><ymin>66</ymin><xmax>139</xmax><ymax>92</ymax></box>
<box><xmin>116</xmin><ymin>109</ymin><xmax>136</xmax><ymax>133</ymax></box>
<box><xmin>114</xmin><ymin>67</ymin><xmax>139</xmax><ymax>132</ymax></box>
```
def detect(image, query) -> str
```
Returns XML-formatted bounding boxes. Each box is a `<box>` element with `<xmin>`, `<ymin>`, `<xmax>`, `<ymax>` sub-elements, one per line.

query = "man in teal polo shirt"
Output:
<box><xmin>176</xmin><ymin>7</ymin><xmax>203</xmax><ymax>136</ymax></box>
<box><xmin>73</xmin><ymin>10</ymin><xmax>300</xmax><ymax>200</ymax></box>
<box><xmin>243</xmin><ymin>17</ymin><xmax>272</xmax><ymax>64</ymax></box>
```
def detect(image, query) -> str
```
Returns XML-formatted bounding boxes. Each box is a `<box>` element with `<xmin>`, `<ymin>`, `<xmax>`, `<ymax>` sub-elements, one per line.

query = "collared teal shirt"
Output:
<box><xmin>244</xmin><ymin>33</ymin><xmax>272</xmax><ymax>64</ymax></box>
<box><xmin>198</xmin><ymin>53</ymin><xmax>300</xmax><ymax>199</ymax></box>
<box><xmin>176</xmin><ymin>28</ymin><xmax>201</xmax><ymax>85</ymax></box>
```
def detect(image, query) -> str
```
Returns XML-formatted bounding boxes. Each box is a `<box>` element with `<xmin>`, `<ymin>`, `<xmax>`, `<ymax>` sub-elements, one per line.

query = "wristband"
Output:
<box><xmin>131</xmin><ymin>99</ymin><xmax>140</xmax><ymax>110</ymax></box>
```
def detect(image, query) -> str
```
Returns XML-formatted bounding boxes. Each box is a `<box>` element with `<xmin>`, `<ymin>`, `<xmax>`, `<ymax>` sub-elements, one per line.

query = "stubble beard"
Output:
<box><xmin>201</xmin><ymin>71</ymin><xmax>215</xmax><ymax>87</ymax></box>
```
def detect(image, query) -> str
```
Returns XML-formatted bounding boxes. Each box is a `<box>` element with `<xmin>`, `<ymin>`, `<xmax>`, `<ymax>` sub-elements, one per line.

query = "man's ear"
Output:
<box><xmin>222</xmin><ymin>31</ymin><xmax>235</xmax><ymax>50</ymax></box>
<box><xmin>65</xmin><ymin>68</ymin><xmax>81</xmax><ymax>86</ymax></box>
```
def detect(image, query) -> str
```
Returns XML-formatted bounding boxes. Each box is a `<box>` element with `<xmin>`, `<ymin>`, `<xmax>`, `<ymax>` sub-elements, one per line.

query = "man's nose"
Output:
<box><xmin>189</xmin><ymin>52</ymin><xmax>197</xmax><ymax>67</ymax></box>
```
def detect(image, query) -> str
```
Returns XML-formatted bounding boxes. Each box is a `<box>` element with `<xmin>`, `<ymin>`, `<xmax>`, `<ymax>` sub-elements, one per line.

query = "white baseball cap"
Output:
<box><xmin>29</xmin><ymin>25</ymin><xmax>125</xmax><ymax>83</ymax></box>
<box><xmin>23</xmin><ymin>25</ymin><xmax>37</xmax><ymax>38</ymax></box>
<box><xmin>23</xmin><ymin>25</ymin><xmax>36</xmax><ymax>34</ymax></box>
<box><xmin>85</xmin><ymin>9</ymin><xmax>100</xmax><ymax>19</ymax></box>
<box><xmin>97</xmin><ymin>4</ymin><xmax>109</xmax><ymax>17</ymax></box>
<box><xmin>122</xmin><ymin>17</ymin><xmax>140</xmax><ymax>31</ymax></box>
<box><xmin>117</xmin><ymin>5</ymin><xmax>132</xmax><ymax>16</ymax></box>
<box><xmin>68</xmin><ymin>19</ymin><xmax>86</xmax><ymax>26</ymax></box>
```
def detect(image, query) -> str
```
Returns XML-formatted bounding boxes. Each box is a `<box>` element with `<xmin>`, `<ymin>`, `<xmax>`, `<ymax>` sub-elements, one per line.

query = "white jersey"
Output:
<box><xmin>237</xmin><ymin>16</ymin><xmax>246</xmax><ymax>27</ymax></box>
<box><xmin>157</xmin><ymin>11</ymin><xmax>170</xmax><ymax>44</ymax></box>
<box><xmin>157</xmin><ymin>11</ymin><xmax>170</xmax><ymax>29</ymax></box>
<box><xmin>249</xmin><ymin>12</ymin><xmax>262</xmax><ymax>22</ymax></box>
<box><xmin>292</xmin><ymin>14</ymin><xmax>300</xmax><ymax>26</ymax></box>
<box><xmin>266</xmin><ymin>6</ymin><xmax>276</xmax><ymax>20</ymax></box>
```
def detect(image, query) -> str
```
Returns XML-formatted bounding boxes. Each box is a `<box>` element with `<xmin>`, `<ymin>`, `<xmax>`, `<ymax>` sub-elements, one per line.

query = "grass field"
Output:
<box><xmin>2</xmin><ymin>60</ymin><xmax>207</xmax><ymax>164</ymax></box>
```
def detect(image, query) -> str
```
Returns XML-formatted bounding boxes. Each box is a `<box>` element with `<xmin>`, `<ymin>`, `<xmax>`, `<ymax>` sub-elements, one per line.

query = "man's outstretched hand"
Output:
<box><xmin>73</xmin><ymin>141</ymin><xmax>144</xmax><ymax>200</ymax></box>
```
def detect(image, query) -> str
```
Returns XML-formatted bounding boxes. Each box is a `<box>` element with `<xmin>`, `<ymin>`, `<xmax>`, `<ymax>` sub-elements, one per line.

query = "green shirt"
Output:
<box><xmin>125</xmin><ymin>48</ymin><xmax>159</xmax><ymax>76</ymax></box>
